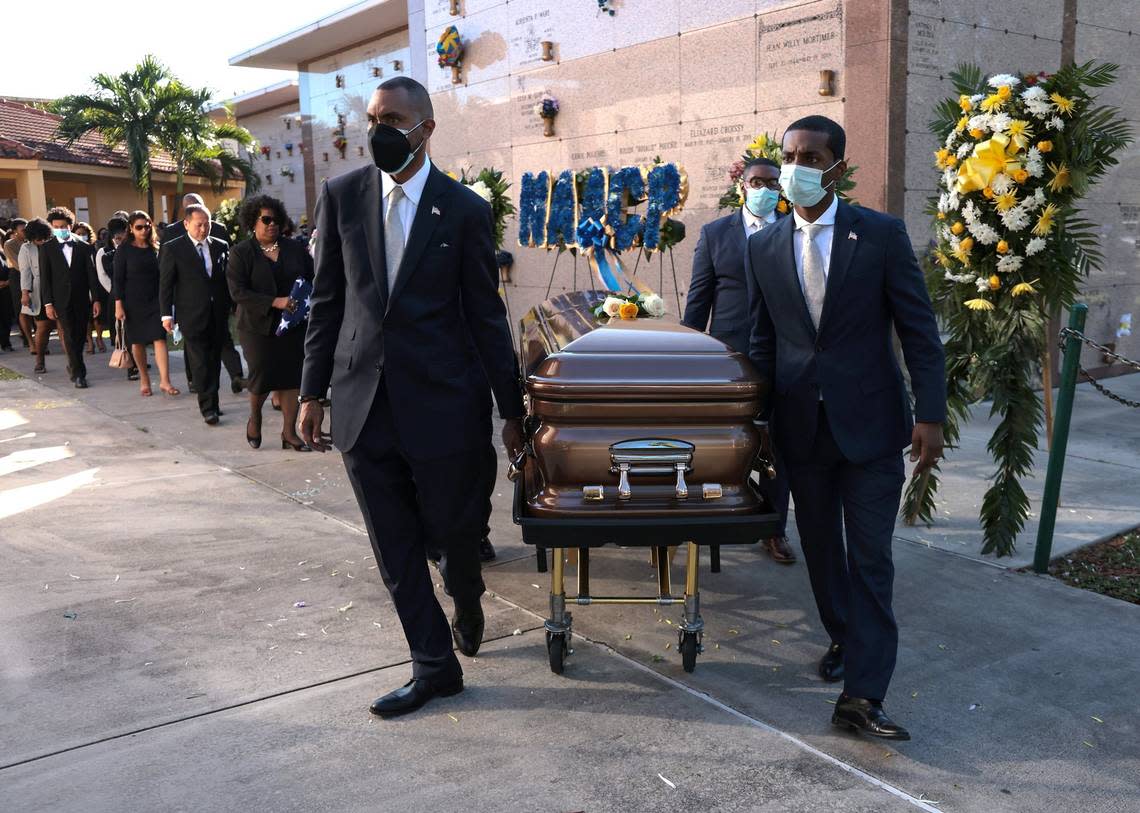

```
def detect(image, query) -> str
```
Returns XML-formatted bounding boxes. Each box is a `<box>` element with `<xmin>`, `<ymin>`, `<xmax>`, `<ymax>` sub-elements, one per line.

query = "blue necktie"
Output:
<box><xmin>198</xmin><ymin>243</ymin><xmax>210</xmax><ymax>277</ymax></box>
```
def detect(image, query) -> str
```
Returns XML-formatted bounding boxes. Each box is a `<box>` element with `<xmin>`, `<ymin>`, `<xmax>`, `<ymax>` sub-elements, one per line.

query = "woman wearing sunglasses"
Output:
<box><xmin>113</xmin><ymin>212</ymin><xmax>178</xmax><ymax>397</ymax></box>
<box><xmin>227</xmin><ymin>195</ymin><xmax>314</xmax><ymax>451</ymax></box>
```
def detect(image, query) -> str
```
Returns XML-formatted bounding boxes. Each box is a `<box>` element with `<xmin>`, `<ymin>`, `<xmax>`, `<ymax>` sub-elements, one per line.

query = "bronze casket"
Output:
<box><xmin>513</xmin><ymin>291</ymin><xmax>780</xmax><ymax>548</ymax></box>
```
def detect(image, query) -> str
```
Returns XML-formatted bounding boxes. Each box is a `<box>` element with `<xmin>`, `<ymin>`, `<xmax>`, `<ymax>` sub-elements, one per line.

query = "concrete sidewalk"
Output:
<box><xmin>1</xmin><ymin>340</ymin><xmax>1139</xmax><ymax>812</ymax></box>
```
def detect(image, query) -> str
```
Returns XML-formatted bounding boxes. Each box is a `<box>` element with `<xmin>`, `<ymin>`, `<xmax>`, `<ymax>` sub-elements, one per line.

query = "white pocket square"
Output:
<box><xmin>431</xmin><ymin>206</ymin><xmax>441</xmax><ymax>216</ymax></box>
<box><xmin>848</xmin><ymin>231</ymin><xmax>858</xmax><ymax>241</ymax></box>
<box><xmin>440</xmin><ymin>242</ymin><xmax>450</xmax><ymax>248</ymax></box>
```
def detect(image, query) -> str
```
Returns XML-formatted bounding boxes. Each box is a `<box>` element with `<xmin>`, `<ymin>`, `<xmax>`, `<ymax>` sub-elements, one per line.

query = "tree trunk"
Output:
<box><xmin>172</xmin><ymin>161</ymin><xmax>185</xmax><ymax>223</ymax></box>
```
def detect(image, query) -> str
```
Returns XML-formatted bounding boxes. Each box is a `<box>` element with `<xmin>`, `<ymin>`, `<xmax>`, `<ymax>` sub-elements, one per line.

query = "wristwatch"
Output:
<box><xmin>298</xmin><ymin>394</ymin><xmax>322</xmax><ymax>405</ymax></box>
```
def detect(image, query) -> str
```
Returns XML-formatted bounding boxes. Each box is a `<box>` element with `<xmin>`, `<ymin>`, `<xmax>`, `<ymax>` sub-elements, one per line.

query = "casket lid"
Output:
<box><xmin>527</xmin><ymin>319</ymin><xmax>761</xmax><ymax>402</ymax></box>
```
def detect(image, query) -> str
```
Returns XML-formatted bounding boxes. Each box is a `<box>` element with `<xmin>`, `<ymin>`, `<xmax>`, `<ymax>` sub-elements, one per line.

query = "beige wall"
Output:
<box><xmin>423</xmin><ymin>0</ymin><xmax>851</xmax><ymax>322</ymax></box>
<box><xmin>239</xmin><ymin>103</ymin><xmax>309</xmax><ymax>224</ymax></box>
<box><xmin>904</xmin><ymin>0</ymin><xmax>1140</xmax><ymax>370</ymax></box>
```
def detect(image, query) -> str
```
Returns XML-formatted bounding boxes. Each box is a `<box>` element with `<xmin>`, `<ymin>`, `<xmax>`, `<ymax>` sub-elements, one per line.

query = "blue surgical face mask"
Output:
<box><xmin>53</xmin><ymin>228</ymin><xmax>71</xmax><ymax>242</ymax></box>
<box><xmin>778</xmin><ymin>160</ymin><xmax>841</xmax><ymax>208</ymax></box>
<box><xmin>745</xmin><ymin>187</ymin><xmax>780</xmax><ymax>218</ymax></box>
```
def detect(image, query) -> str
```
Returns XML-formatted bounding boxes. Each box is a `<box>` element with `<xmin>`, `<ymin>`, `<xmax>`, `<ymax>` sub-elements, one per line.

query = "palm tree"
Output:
<box><xmin>160</xmin><ymin>97</ymin><xmax>260</xmax><ymax>222</ymax></box>
<box><xmin>52</xmin><ymin>55</ymin><xmax>202</xmax><ymax>216</ymax></box>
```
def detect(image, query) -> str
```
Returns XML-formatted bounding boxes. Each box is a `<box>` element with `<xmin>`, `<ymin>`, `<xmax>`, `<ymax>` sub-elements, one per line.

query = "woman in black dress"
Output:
<box><xmin>227</xmin><ymin>195</ymin><xmax>313</xmax><ymax>451</ymax></box>
<box><xmin>113</xmin><ymin>212</ymin><xmax>179</xmax><ymax>397</ymax></box>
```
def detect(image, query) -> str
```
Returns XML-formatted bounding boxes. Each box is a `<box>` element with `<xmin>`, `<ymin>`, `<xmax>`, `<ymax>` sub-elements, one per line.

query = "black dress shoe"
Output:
<box><xmin>818</xmin><ymin>642</ymin><xmax>844</xmax><ymax>683</ymax></box>
<box><xmin>479</xmin><ymin>537</ymin><xmax>496</xmax><ymax>562</ymax></box>
<box><xmin>231</xmin><ymin>377</ymin><xmax>246</xmax><ymax>395</ymax></box>
<box><xmin>74</xmin><ymin>378</ymin><xmax>89</xmax><ymax>389</ymax></box>
<box><xmin>203</xmin><ymin>411</ymin><xmax>220</xmax><ymax>425</ymax></box>
<box><xmin>369</xmin><ymin>677</ymin><xmax>464</xmax><ymax>718</ymax></box>
<box><xmin>832</xmin><ymin>695</ymin><xmax>911</xmax><ymax>741</ymax></box>
<box><xmin>451</xmin><ymin>602</ymin><xmax>485</xmax><ymax>657</ymax></box>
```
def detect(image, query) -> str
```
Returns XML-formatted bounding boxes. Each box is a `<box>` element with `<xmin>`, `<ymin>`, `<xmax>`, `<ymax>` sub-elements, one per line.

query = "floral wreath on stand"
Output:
<box><xmin>902</xmin><ymin>62</ymin><xmax>1133</xmax><ymax>557</ymax></box>
<box><xmin>451</xmin><ymin>167</ymin><xmax>515</xmax><ymax>251</ymax></box>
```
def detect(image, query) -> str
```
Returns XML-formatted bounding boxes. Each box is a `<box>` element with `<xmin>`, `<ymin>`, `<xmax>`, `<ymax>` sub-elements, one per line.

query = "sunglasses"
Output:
<box><xmin>259</xmin><ymin>215</ymin><xmax>281</xmax><ymax>226</ymax></box>
<box><xmin>133</xmin><ymin>224</ymin><xmax>152</xmax><ymax>231</ymax></box>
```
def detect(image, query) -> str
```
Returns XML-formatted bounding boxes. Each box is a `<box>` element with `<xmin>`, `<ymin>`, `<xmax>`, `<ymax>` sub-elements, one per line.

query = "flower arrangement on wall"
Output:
<box><xmin>260</xmin><ymin>145</ymin><xmax>271</xmax><ymax>158</ymax></box>
<box><xmin>284</xmin><ymin>143</ymin><xmax>294</xmax><ymax>156</ymax></box>
<box><xmin>903</xmin><ymin>61</ymin><xmax>1133</xmax><ymax>557</ymax></box>
<box><xmin>717</xmin><ymin>132</ymin><xmax>855</xmax><ymax>211</ymax></box>
<box><xmin>597</xmin><ymin>0</ymin><xmax>617</xmax><ymax>16</ymax></box>
<box><xmin>332</xmin><ymin>135</ymin><xmax>347</xmax><ymax>159</ymax></box>
<box><xmin>536</xmin><ymin>95</ymin><xmax>559</xmax><ymax>137</ymax></box>
<box><xmin>437</xmin><ymin>25</ymin><xmax>463</xmax><ymax>84</ymax></box>
<box><xmin>280</xmin><ymin>166</ymin><xmax>295</xmax><ymax>182</ymax></box>
<box><xmin>456</xmin><ymin>167</ymin><xmax>515</xmax><ymax>251</ymax></box>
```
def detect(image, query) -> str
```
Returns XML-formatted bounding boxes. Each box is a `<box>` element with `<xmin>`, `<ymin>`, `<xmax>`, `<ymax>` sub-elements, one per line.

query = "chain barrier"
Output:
<box><xmin>1058</xmin><ymin>326</ymin><xmax>1140</xmax><ymax>408</ymax></box>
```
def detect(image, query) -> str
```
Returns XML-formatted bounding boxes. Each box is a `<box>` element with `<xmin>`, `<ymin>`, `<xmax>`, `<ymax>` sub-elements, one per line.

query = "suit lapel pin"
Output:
<box><xmin>848</xmin><ymin>231</ymin><xmax>858</xmax><ymax>241</ymax></box>
<box><xmin>431</xmin><ymin>206</ymin><xmax>441</xmax><ymax>216</ymax></box>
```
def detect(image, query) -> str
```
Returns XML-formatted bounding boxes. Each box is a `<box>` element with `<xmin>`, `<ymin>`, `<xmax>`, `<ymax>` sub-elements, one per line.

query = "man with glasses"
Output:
<box><xmin>159</xmin><ymin>204</ymin><xmax>233</xmax><ymax>425</ymax></box>
<box><xmin>40</xmin><ymin>207</ymin><xmax>100</xmax><ymax>388</ymax></box>
<box><xmin>683</xmin><ymin>157</ymin><xmax>796</xmax><ymax>566</ymax></box>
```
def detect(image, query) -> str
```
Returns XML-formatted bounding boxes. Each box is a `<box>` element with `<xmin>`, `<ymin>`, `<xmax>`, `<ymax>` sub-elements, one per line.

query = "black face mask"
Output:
<box><xmin>367</xmin><ymin>121</ymin><xmax>425</xmax><ymax>174</ymax></box>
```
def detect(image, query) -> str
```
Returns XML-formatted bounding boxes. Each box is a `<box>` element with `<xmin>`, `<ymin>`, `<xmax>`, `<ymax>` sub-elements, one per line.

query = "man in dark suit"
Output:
<box><xmin>40</xmin><ymin>207</ymin><xmax>100</xmax><ymax>388</ymax></box>
<box><xmin>683</xmin><ymin>157</ymin><xmax>795</xmax><ymax>565</ymax></box>
<box><xmin>160</xmin><ymin>204</ymin><xmax>233</xmax><ymax>425</ymax></box>
<box><xmin>163</xmin><ymin>193</ymin><xmax>246</xmax><ymax>395</ymax></box>
<box><xmin>746</xmin><ymin>116</ymin><xmax>945</xmax><ymax>740</ymax></box>
<box><xmin>299</xmin><ymin>77</ymin><xmax>524</xmax><ymax>718</ymax></box>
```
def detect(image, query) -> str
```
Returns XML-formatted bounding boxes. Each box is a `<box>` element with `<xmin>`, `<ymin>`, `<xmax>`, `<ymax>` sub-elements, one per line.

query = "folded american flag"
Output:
<box><xmin>276</xmin><ymin>276</ymin><xmax>313</xmax><ymax>336</ymax></box>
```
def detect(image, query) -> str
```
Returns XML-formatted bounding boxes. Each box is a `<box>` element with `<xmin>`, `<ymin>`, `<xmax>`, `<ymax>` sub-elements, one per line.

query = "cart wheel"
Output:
<box><xmin>680</xmin><ymin>632</ymin><xmax>699</xmax><ymax>673</ymax></box>
<box><xmin>547</xmin><ymin>631</ymin><xmax>567</xmax><ymax>674</ymax></box>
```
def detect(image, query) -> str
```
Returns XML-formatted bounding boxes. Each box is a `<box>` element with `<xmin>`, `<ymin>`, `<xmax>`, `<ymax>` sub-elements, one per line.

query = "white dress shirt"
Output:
<box><xmin>381</xmin><ymin>157</ymin><xmax>432</xmax><ymax>246</ymax></box>
<box><xmin>95</xmin><ymin>247</ymin><xmax>113</xmax><ymax>293</ymax></box>
<box><xmin>190</xmin><ymin>237</ymin><xmax>213</xmax><ymax>277</ymax></box>
<box><xmin>60</xmin><ymin>238</ymin><xmax>73</xmax><ymax>267</ymax></box>
<box><xmin>742</xmin><ymin>204</ymin><xmax>777</xmax><ymax>240</ymax></box>
<box><xmin>791</xmin><ymin>194</ymin><xmax>838</xmax><ymax>296</ymax></box>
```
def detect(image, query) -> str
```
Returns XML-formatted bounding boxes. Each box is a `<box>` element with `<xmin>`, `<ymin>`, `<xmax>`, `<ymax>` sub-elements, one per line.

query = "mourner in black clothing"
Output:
<box><xmin>227</xmin><ymin>195</ymin><xmax>314</xmax><ymax>451</ymax></box>
<box><xmin>114</xmin><ymin>212</ymin><xmax>177</xmax><ymax>397</ymax></box>
<box><xmin>40</xmin><ymin>207</ymin><xmax>100</xmax><ymax>388</ymax></box>
<box><xmin>299</xmin><ymin>77</ymin><xmax>525</xmax><ymax>718</ymax></box>
<box><xmin>163</xmin><ymin>193</ymin><xmax>246</xmax><ymax>395</ymax></box>
<box><xmin>159</xmin><ymin>205</ymin><xmax>233</xmax><ymax>425</ymax></box>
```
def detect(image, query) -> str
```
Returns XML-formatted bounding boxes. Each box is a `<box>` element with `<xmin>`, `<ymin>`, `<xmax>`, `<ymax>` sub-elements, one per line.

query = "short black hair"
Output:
<box><xmin>239</xmin><ymin>194</ymin><xmax>289</xmax><ymax>234</ymax></box>
<box><xmin>377</xmin><ymin>76</ymin><xmax>434</xmax><ymax>120</ymax></box>
<box><xmin>11</xmin><ymin>218</ymin><xmax>28</xmax><ymax>228</ymax></box>
<box><xmin>784</xmin><ymin>115</ymin><xmax>846</xmax><ymax>160</ymax></box>
<box><xmin>744</xmin><ymin>157</ymin><xmax>779</xmax><ymax>172</ymax></box>
<box><xmin>107</xmin><ymin>217</ymin><xmax>128</xmax><ymax>235</ymax></box>
<box><xmin>183</xmin><ymin>203</ymin><xmax>211</xmax><ymax>221</ymax></box>
<box><xmin>24</xmin><ymin>218</ymin><xmax>52</xmax><ymax>241</ymax></box>
<box><xmin>46</xmin><ymin>206</ymin><xmax>75</xmax><ymax>226</ymax></box>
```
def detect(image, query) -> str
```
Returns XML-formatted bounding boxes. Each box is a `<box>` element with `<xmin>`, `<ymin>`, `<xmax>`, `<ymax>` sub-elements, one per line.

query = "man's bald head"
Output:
<box><xmin>372</xmin><ymin>76</ymin><xmax>433</xmax><ymax>122</ymax></box>
<box><xmin>182</xmin><ymin>193</ymin><xmax>205</xmax><ymax>208</ymax></box>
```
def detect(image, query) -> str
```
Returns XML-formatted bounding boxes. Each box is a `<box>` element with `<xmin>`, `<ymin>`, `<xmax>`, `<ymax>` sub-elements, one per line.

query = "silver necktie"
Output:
<box><xmin>198</xmin><ymin>242</ymin><xmax>209</xmax><ymax>277</ymax></box>
<box><xmin>800</xmin><ymin>223</ymin><xmax>826</xmax><ymax>328</ymax></box>
<box><xmin>384</xmin><ymin>187</ymin><xmax>405</xmax><ymax>295</ymax></box>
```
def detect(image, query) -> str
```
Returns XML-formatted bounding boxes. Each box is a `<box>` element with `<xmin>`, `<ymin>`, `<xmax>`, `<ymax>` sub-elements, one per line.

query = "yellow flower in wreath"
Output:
<box><xmin>980</xmin><ymin>94</ymin><xmax>1004</xmax><ymax>113</ymax></box>
<box><xmin>988</xmin><ymin>275</ymin><xmax>1001</xmax><ymax>290</ymax></box>
<box><xmin>964</xmin><ymin>298</ymin><xmax>995</xmax><ymax>311</ymax></box>
<box><xmin>1033</xmin><ymin>203</ymin><xmax>1060</xmax><ymax>236</ymax></box>
<box><xmin>969</xmin><ymin>128</ymin><xmax>985</xmax><ymax>140</ymax></box>
<box><xmin>747</xmin><ymin>133</ymin><xmax>770</xmax><ymax>153</ymax></box>
<box><xmin>959</xmin><ymin>94</ymin><xmax>974</xmax><ymax>112</ymax></box>
<box><xmin>996</xmin><ymin>240</ymin><xmax>1010</xmax><ymax>254</ymax></box>
<box><xmin>1011</xmin><ymin>168</ymin><xmax>1030</xmax><ymax>184</ymax></box>
<box><xmin>618</xmin><ymin>302</ymin><xmax>640</xmax><ymax>320</ymax></box>
<box><xmin>956</xmin><ymin>116</ymin><xmax>970</xmax><ymax>133</ymax></box>
<box><xmin>1047</xmin><ymin>162</ymin><xmax>1072</xmax><ymax>192</ymax></box>
<box><xmin>958</xmin><ymin>236</ymin><xmax>975</xmax><ymax>253</ymax></box>
<box><xmin>951</xmin><ymin>221</ymin><xmax>965</xmax><ymax>235</ymax></box>
<box><xmin>996</xmin><ymin>85</ymin><xmax>1012</xmax><ymax>101</ymax></box>
<box><xmin>1006</xmin><ymin>120</ymin><xmax>1032</xmax><ymax>152</ymax></box>
<box><xmin>995</xmin><ymin>191</ymin><xmax>1018</xmax><ymax>212</ymax></box>
<box><xmin>1050</xmin><ymin>92</ymin><xmax>1075</xmax><ymax>115</ymax></box>
<box><xmin>935</xmin><ymin>148</ymin><xmax>953</xmax><ymax>168</ymax></box>
<box><xmin>1037</xmin><ymin>140</ymin><xmax>1054</xmax><ymax>153</ymax></box>
<box><xmin>1011</xmin><ymin>281</ymin><xmax>1038</xmax><ymax>297</ymax></box>
<box><xmin>982</xmin><ymin>186</ymin><xmax>995</xmax><ymax>199</ymax></box>
<box><xmin>934</xmin><ymin>250</ymin><xmax>954</xmax><ymax>268</ymax></box>
<box><xmin>776</xmin><ymin>199</ymin><xmax>789</xmax><ymax>214</ymax></box>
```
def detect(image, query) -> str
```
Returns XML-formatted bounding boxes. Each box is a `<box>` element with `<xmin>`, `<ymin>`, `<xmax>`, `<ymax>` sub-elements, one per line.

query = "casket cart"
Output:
<box><xmin>510</xmin><ymin>292</ymin><xmax>781</xmax><ymax>674</ymax></box>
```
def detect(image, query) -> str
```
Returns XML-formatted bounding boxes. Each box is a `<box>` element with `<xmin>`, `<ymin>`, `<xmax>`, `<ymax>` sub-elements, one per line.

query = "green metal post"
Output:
<box><xmin>1033</xmin><ymin>304</ymin><xmax>1087</xmax><ymax>574</ymax></box>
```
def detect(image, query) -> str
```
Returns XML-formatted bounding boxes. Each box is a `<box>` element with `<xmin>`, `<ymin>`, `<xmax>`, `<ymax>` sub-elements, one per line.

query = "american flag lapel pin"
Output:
<box><xmin>432</xmin><ymin>206</ymin><xmax>442</xmax><ymax>216</ymax></box>
<box><xmin>848</xmin><ymin>231</ymin><xmax>858</xmax><ymax>241</ymax></box>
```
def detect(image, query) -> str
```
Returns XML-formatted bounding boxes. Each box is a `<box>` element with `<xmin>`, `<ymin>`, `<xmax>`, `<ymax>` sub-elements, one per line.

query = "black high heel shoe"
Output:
<box><xmin>281</xmin><ymin>434</ymin><xmax>311</xmax><ymax>452</ymax></box>
<box><xmin>247</xmin><ymin>416</ymin><xmax>262</xmax><ymax>450</ymax></box>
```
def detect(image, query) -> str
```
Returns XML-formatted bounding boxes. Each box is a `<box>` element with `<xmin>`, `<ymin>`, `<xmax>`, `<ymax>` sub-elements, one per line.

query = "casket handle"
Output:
<box><xmin>610</xmin><ymin>439</ymin><xmax>694</xmax><ymax>501</ymax></box>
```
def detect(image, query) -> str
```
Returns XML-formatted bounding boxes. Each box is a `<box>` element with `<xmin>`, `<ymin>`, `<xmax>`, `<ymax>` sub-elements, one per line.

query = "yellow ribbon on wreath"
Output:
<box><xmin>955</xmin><ymin>132</ymin><xmax>1022</xmax><ymax>195</ymax></box>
